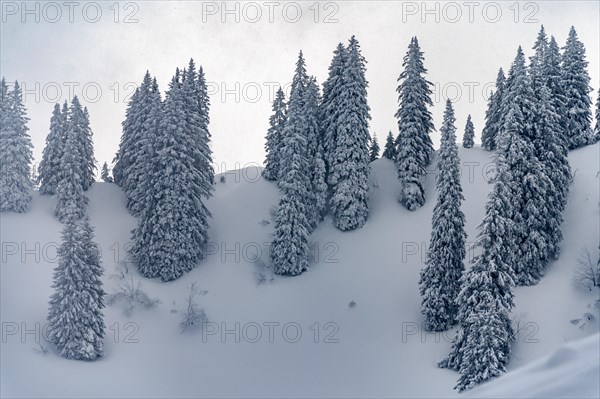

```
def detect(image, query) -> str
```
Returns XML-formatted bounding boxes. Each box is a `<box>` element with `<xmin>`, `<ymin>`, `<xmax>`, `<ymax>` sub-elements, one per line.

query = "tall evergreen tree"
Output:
<box><xmin>131</xmin><ymin>68</ymin><xmax>212</xmax><ymax>282</ymax></box>
<box><xmin>395</xmin><ymin>37</ymin><xmax>435</xmax><ymax>210</ymax></box>
<box><xmin>529</xmin><ymin>25</ymin><xmax>549</xmax><ymax>89</ymax></box>
<box><xmin>382</xmin><ymin>131</ymin><xmax>396</xmax><ymax>160</ymax></box>
<box><xmin>541</xmin><ymin>36</ymin><xmax>569</xmax><ymax>147</ymax></box>
<box><xmin>270</xmin><ymin>53</ymin><xmax>312</xmax><ymax>275</ymax></box>
<box><xmin>369</xmin><ymin>133</ymin><xmax>380</xmax><ymax>161</ymax></box>
<box><xmin>462</xmin><ymin>115</ymin><xmax>475</xmax><ymax>148</ymax></box>
<box><xmin>54</xmin><ymin>121</ymin><xmax>88</xmax><ymax>223</ymax></box>
<box><xmin>38</xmin><ymin>103</ymin><xmax>67</xmax><ymax>195</ymax></box>
<box><xmin>47</xmin><ymin>216</ymin><xmax>105</xmax><ymax>360</ymax></box>
<box><xmin>262</xmin><ymin>87</ymin><xmax>287</xmax><ymax>181</ymax></box>
<box><xmin>561</xmin><ymin>26</ymin><xmax>593</xmax><ymax>149</ymax></box>
<box><xmin>321</xmin><ymin>43</ymin><xmax>347</xmax><ymax>185</ymax></box>
<box><xmin>481</xmin><ymin>69</ymin><xmax>506</xmax><ymax>151</ymax></box>
<box><xmin>419</xmin><ymin>100</ymin><xmax>466</xmax><ymax>332</ymax></box>
<box><xmin>304</xmin><ymin>76</ymin><xmax>327</xmax><ymax>230</ymax></box>
<box><xmin>331</xmin><ymin>36</ymin><xmax>371</xmax><ymax>230</ymax></box>
<box><xmin>112</xmin><ymin>86</ymin><xmax>141</xmax><ymax>187</ymax></box>
<box><xmin>0</xmin><ymin>80</ymin><xmax>33</xmax><ymax>213</ymax></box>
<box><xmin>440</xmin><ymin>108</ymin><xmax>518</xmax><ymax>391</ymax></box>
<box><xmin>65</xmin><ymin>97</ymin><xmax>95</xmax><ymax>191</ymax></box>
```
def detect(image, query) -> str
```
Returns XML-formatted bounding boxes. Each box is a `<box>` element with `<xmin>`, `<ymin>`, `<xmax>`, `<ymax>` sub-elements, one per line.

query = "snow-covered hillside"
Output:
<box><xmin>1</xmin><ymin>144</ymin><xmax>599</xmax><ymax>398</ymax></box>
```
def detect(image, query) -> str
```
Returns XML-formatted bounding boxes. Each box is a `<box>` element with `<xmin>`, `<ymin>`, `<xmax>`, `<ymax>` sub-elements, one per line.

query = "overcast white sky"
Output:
<box><xmin>1</xmin><ymin>1</ymin><xmax>599</xmax><ymax>173</ymax></box>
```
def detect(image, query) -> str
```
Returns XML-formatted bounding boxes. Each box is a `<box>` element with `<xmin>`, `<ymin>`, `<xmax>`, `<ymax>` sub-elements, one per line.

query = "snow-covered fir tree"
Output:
<box><xmin>462</xmin><ymin>115</ymin><xmax>475</xmax><ymax>148</ymax></box>
<box><xmin>54</xmin><ymin>120</ymin><xmax>88</xmax><ymax>223</ymax></box>
<box><xmin>369</xmin><ymin>133</ymin><xmax>380</xmax><ymax>161</ymax></box>
<box><xmin>47</xmin><ymin>216</ymin><xmax>105</xmax><ymax>360</ymax></box>
<box><xmin>278</xmin><ymin>51</ymin><xmax>309</xmax><ymax>185</ymax></box>
<box><xmin>304</xmin><ymin>76</ymin><xmax>327</xmax><ymax>230</ymax></box>
<box><xmin>262</xmin><ymin>87</ymin><xmax>287</xmax><ymax>181</ymax></box>
<box><xmin>65</xmin><ymin>97</ymin><xmax>95</xmax><ymax>191</ymax></box>
<box><xmin>112</xmin><ymin>85</ymin><xmax>140</xmax><ymax>187</ymax></box>
<box><xmin>529</xmin><ymin>25</ymin><xmax>549</xmax><ymax>89</ymax></box>
<box><xmin>126</xmin><ymin>76</ymin><xmax>162</xmax><ymax>215</ymax></box>
<box><xmin>0</xmin><ymin>80</ymin><xmax>33</xmax><ymax>213</ymax></box>
<box><xmin>331</xmin><ymin>35</ymin><xmax>371</xmax><ymax>230</ymax></box>
<box><xmin>101</xmin><ymin>162</ymin><xmax>113</xmax><ymax>183</ymax></box>
<box><xmin>131</xmin><ymin>67</ymin><xmax>212</xmax><ymax>282</ymax></box>
<box><xmin>481</xmin><ymin>68</ymin><xmax>506</xmax><ymax>151</ymax></box>
<box><xmin>561</xmin><ymin>26</ymin><xmax>593</xmax><ymax>149</ymax></box>
<box><xmin>541</xmin><ymin>36</ymin><xmax>569</xmax><ymax>147</ymax></box>
<box><xmin>270</xmin><ymin>53</ymin><xmax>312</xmax><ymax>275</ymax></box>
<box><xmin>382</xmin><ymin>131</ymin><xmax>396</xmax><ymax>160</ymax></box>
<box><xmin>321</xmin><ymin>43</ymin><xmax>347</xmax><ymax>185</ymax></box>
<box><xmin>439</xmin><ymin>109</ymin><xmax>518</xmax><ymax>391</ymax></box>
<box><xmin>419</xmin><ymin>100</ymin><xmax>466</xmax><ymax>332</ymax></box>
<box><xmin>395</xmin><ymin>37</ymin><xmax>435</xmax><ymax>210</ymax></box>
<box><xmin>38</xmin><ymin>103</ymin><xmax>67</xmax><ymax>195</ymax></box>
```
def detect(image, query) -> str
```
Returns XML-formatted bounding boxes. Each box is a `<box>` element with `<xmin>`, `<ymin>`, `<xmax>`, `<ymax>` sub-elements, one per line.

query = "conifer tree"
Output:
<box><xmin>594</xmin><ymin>89</ymin><xmax>600</xmax><ymax>143</ymax></box>
<box><xmin>542</xmin><ymin>36</ymin><xmax>569</xmax><ymax>147</ymax></box>
<box><xmin>382</xmin><ymin>131</ymin><xmax>396</xmax><ymax>160</ymax></box>
<box><xmin>127</xmin><ymin>77</ymin><xmax>162</xmax><ymax>215</ymax></box>
<box><xmin>419</xmin><ymin>100</ymin><xmax>466</xmax><ymax>332</ymax></box>
<box><xmin>529</xmin><ymin>25</ymin><xmax>549</xmax><ymax>90</ymax></box>
<box><xmin>262</xmin><ymin>87</ymin><xmax>287</xmax><ymax>181</ymax></box>
<box><xmin>65</xmin><ymin>97</ymin><xmax>95</xmax><ymax>191</ymax></box>
<box><xmin>47</xmin><ymin>216</ymin><xmax>105</xmax><ymax>360</ymax></box>
<box><xmin>481</xmin><ymin>69</ymin><xmax>506</xmax><ymax>151</ymax></box>
<box><xmin>462</xmin><ymin>115</ymin><xmax>475</xmax><ymax>148</ymax></box>
<box><xmin>54</xmin><ymin>121</ymin><xmax>88</xmax><ymax>223</ymax></box>
<box><xmin>304</xmin><ymin>76</ymin><xmax>326</xmax><ymax>230</ymax></box>
<box><xmin>440</xmin><ymin>109</ymin><xmax>518</xmax><ymax>391</ymax></box>
<box><xmin>321</xmin><ymin>43</ymin><xmax>347</xmax><ymax>184</ymax></box>
<box><xmin>369</xmin><ymin>133</ymin><xmax>380</xmax><ymax>161</ymax></box>
<box><xmin>270</xmin><ymin>53</ymin><xmax>312</xmax><ymax>275</ymax></box>
<box><xmin>331</xmin><ymin>36</ymin><xmax>371</xmax><ymax>230</ymax></box>
<box><xmin>395</xmin><ymin>37</ymin><xmax>435</xmax><ymax>210</ymax></box>
<box><xmin>101</xmin><ymin>162</ymin><xmax>113</xmax><ymax>183</ymax></box>
<box><xmin>38</xmin><ymin>103</ymin><xmax>67</xmax><ymax>195</ymax></box>
<box><xmin>0</xmin><ymin>80</ymin><xmax>33</xmax><ymax>213</ymax></box>
<box><xmin>561</xmin><ymin>26</ymin><xmax>593</xmax><ymax>149</ymax></box>
<box><xmin>112</xmin><ymin>86</ymin><xmax>140</xmax><ymax>187</ymax></box>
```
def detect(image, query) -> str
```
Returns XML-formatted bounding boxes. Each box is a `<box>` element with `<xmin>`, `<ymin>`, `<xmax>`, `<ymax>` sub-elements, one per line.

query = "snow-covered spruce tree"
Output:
<box><xmin>278</xmin><ymin>51</ymin><xmax>309</xmax><ymax>185</ymax></box>
<box><xmin>126</xmin><ymin>76</ymin><xmax>162</xmax><ymax>216</ymax></box>
<box><xmin>131</xmin><ymin>69</ymin><xmax>212</xmax><ymax>282</ymax></box>
<box><xmin>529</xmin><ymin>25</ymin><xmax>549</xmax><ymax>90</ymax></box>
<box><xmin>382</xmin><ymin>131</ymin><xmax>396</xmax><ymax>160</ymax></box>
<box><xmin>369</xmin><ymin>133</ymin><xmax>380</xmax><ymax>161</ymax></box>
<box><xmin>0</xmin><ymin>80</ymin><xmax>33</xmax><ymax>213</ymax></box>
<box><xmin>47</xmin><ymin>216</ymin><xmax>105</xmax><ymax>360</ymax></box>
<box><xmin>462</xmin><ymin>115</ymin><xmax>475</xmax><ymax>148</ymax></box>
<box><xmin>321</xmin><ymin>43</ymin><xmax>347</xmax><ymax>185</ymax></box>
<box><xmin>38</xmin><ymin>103</ymin><xmax>67</xmax><ymax>195</ymax></box>
<box><xmin>304</xmin><ymin>76</ymin><xmax>327</xmax><ymax>230</ymax></box>
<box><xmin>395</xmin><ymin>37</ymin><xmax>435</xmax><ymax>210</ymax></box>
<box><xmin>541</xmin><ymin>36</ymin><xmax>569</xmax><ymax>147</ymax></box>
<box><xmin>439</xmin><ymin>110</ymin><xmax>518</xmax><ymax>391</ymax></box>
<box><xmin>481</xmin><ymin>68</ymin><xmax>506</xmax><ymax>151</ymax></box>
<box><xmin>561</xmin><ymin>26</ymin><xmax>593</xmax><ymax>149</ymax></box>
<box><xmin>419</xmin><ymin>100</ymin><xmax>466</xmax><ymax>332</ymax></box>
<box><xmin>54</xmin><ymin>121</ymin><xmax>88</xmax><ymax>223</ymax></box>
<box><xmin>262</xmin><ymin>87</ymin><xmax>287</xmax><ymax>181</ymax></box>
<box><xmin>270</xmin><ymin>55</ymin><xmax>312</xmax><ymax>275</ymax></box>
<box><xmin>101</xmin><ymin>162</ymin><xmax>113</xmax><ymax>183</ymax></box>
<box><xmin>112</xmin><ymin>85</ymin><xmax>140</xmax><ymax>187</ymax></box>
<box><xmin>65</xmin><ymin>97</ymin><xmax>95</xmax><ymax>191</ymax></box>
<box><xmin>331</xmin><ymin>36</ymin><xmax>371</xmax><ymax>231</ymax></box>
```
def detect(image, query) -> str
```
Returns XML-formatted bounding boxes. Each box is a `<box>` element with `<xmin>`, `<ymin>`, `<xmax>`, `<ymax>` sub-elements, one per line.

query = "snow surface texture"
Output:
<box><xmin>1</xmin><ymin>144</ymin><xmax>599</xmax><ymax>398</ymax></box>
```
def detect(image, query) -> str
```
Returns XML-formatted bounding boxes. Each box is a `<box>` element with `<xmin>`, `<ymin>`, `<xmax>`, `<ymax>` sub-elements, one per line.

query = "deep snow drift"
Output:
<box><xmin>1</xmin><ymin>144</ymin><xmax>599</xmax><ymax>398</ymax></box>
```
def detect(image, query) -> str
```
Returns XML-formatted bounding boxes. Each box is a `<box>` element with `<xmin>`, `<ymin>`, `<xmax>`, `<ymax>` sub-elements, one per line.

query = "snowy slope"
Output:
<box><xmin>1</xmin><ymin>144</ymin><xmax>598</xmax><ymax>398</ymax></box>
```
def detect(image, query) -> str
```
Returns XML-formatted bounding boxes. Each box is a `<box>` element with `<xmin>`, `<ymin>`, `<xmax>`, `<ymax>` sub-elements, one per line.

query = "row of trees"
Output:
<box><xmin>113</xmin><ymin>60</ymin><xmax>214</xmax><ymax>282</ymax></box>
<box><xmin>264</xmin><ymin>36</ymin><xmax>371</xmax><ymax>275</ymax></box>
<box><xmin>419</xmin><ymin>25</ymin><xmax>582</xmax><ymax>391</ymax></box>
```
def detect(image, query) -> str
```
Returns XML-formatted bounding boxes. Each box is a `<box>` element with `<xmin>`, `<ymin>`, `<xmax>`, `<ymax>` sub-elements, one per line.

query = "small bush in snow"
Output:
<box><xmin>574</xmin><ymin>248</ymin><xmax>600</xmax><ymax>291</ymax></box>
<box><xmin>107</xmin><ymin>263</ymin><xmax>160</xmax><ymax>316</ymax></box>
<box><xmin>180</xmin><ymin>281</ymin><xmax>208</xmax><ymax>332</ymax></box>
